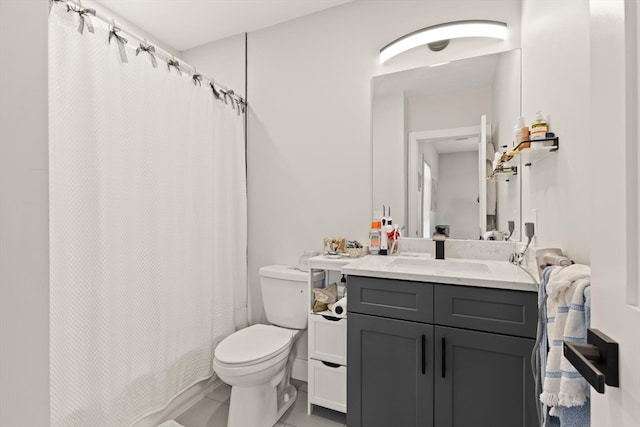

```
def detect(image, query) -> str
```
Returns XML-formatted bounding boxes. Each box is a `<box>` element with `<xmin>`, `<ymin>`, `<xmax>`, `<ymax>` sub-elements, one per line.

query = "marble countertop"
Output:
<box><xmin>337</xmin><ymin>254</ymin><xmax>539</xmax><ymax>292</ymax></box>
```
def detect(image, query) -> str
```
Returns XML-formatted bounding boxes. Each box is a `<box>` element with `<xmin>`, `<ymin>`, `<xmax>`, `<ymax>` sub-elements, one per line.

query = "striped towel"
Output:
<box><xmin>540</xmin><ymin>264</ymin><xmax>591</xmax><ymax>408</ymax></box>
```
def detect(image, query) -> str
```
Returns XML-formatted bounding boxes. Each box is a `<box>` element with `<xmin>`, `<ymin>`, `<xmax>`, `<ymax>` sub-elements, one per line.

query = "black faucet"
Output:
<box><xmin>434</xmin><ymin>234</ymin><xmax>446</xmax><ymax>260</ymax></box>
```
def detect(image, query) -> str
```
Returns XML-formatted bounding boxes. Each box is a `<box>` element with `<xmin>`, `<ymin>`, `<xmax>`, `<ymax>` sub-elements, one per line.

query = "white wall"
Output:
<box><xmin>372</xmin><ymin>92</ymin><xmax>406</xmax><ymax>232</ymax></box>
<box><xmin>521</xmin><ymin>0</ymin><xmax>591</xmax><ymax>264</ymax></box>
<box><xmin>181</xmin><ymin>34</ymin><xmax>246</xmax><ymax>98</ymax></box>
<box><xmin>408</xmin><ymin>86</ymin><xmax>493</xmax><ymax>132</ymax></box>
<box><xmin>0</xmin><ymin>1</ymin><xmax>50</xmax><ymax>425</ymax></box>
<box><xmin>492</xmin><ymin>49</ymin><xmax>522</xmax><ymax>238</ymax></box>
<box><xmin>492</xmin><ymin>49</ymin><xmax>522</xmax><ymax>151</ymax></box>
<box><xmin>247</xmin><ymin>0</ymin><xmax>521</xmax><ymax>323</ymax></box>
<box><xmin>83</xmin><ymin>0</ymin><xmax>180</xmax><ymax>55</ymax></box>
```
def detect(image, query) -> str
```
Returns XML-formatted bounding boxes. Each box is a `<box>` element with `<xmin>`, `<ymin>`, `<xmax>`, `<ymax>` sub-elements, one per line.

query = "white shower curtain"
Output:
<box><xmin>49</xmin><ymin>8</ymin><xmax>247</xmax><ymax>427</ymax></box>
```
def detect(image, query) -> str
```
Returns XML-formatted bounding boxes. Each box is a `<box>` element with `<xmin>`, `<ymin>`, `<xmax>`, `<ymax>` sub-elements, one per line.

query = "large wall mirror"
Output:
<box><xmin>372</xmin><ymin>49</ymin><xmax>522</xmax><ymax>241</ymax></box>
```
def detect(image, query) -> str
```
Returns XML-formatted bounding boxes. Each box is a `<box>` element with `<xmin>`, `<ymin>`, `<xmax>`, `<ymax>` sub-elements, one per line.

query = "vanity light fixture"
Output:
<box><xmin>380</xmin><ymin>20</ymin><xmax>508</xmax><ymax>63</ymax></box>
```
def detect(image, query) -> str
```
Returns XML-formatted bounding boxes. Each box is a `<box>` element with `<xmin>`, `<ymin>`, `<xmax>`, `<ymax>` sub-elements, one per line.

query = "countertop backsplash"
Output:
<box><xmin>398</xmin><ymin>237</ymin><xmax>519</xmax><ymax>261</ymax></box>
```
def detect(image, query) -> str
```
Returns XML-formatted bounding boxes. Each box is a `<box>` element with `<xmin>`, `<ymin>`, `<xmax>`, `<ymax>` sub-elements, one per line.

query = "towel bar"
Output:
<box><xmin>563</xmin><ymin>328</ymin><xmax>619</xmax><ymax>394</ymax></box>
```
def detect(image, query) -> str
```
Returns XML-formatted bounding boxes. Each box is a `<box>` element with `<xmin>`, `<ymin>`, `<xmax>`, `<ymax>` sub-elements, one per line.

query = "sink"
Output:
<box><xmin>388</xmin><ymin>257</ymin><xmax>490</xmax><ymax>274</ymax></box>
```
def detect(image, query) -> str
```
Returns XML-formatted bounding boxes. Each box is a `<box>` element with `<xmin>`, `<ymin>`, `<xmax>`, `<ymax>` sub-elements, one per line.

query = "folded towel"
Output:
<box><xmin>540</xmin><ymin>264</ymin><xmax>591</xmax><ymax>409</ymax></box>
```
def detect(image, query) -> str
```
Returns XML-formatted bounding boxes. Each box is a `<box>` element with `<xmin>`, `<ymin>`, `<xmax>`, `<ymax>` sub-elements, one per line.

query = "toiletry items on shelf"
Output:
<box><xmin>530</xmin><ymin>111</ymin><xmax>549</xmax><ymax>140</ymax></box>
<box><xmin>371</xmin><ymin>205</ymin><xmax>401</xmax><ymax>255</ymax></box>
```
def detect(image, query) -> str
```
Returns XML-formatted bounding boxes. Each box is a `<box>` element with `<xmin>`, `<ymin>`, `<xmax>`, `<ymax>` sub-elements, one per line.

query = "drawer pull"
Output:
<box><xmin>421</xmin><ymin>335</ymin><xmax>426</xmax><ymax>375</ymax></box>
<box><xmin>441</xmin><ymin>337</ymin><xmax>446</xmax><ymax>378</ymax></box>
<box><xmin>321</xmin><ymin>361</ymin><xmax>341</xmax><ymax>368</ymax></box>
<box><xmin>321</xmin><ymin>314</ymin><xmax>341</xmax><ymax>322</ymax></box>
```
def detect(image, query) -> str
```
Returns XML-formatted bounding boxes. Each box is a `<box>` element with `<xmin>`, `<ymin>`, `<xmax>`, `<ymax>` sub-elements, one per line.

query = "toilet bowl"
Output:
<box><xmin>213</xmin><ymin>265</ymin><xmax>324</xmax><ymax>427</ymax></box>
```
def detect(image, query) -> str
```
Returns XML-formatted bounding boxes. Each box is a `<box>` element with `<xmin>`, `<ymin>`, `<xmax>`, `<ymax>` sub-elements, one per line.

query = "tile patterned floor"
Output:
<box><xmin>174</xmin><ymin>380</ymin><xmax>346</xmax><ymax>427</ymax></box>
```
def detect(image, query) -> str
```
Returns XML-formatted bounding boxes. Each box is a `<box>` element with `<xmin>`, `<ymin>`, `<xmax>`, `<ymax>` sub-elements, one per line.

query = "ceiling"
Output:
<box><xmin>93</xmin><ymin>0</ymin><xmax>354</xmax><ymax>52</ymax></box>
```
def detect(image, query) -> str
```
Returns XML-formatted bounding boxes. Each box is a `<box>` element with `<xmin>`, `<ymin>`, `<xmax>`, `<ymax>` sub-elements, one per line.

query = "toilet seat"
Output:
<box><xmin>215</xmin><ymin>324</ymin><xmax>296</xmax><ymax>367</ymax></box>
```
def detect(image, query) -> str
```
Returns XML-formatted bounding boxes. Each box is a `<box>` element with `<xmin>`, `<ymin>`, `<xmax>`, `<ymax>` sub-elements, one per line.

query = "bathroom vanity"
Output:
<box><xmin>342</xmin><ymin>256</ymin><xmax>539</xmax><ymax>427</ymax></box>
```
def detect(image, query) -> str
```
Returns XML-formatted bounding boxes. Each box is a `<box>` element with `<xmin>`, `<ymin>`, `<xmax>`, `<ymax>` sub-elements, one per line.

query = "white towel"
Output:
<box><xmin>540</xmin><ymin>264</ymin><xmax>591</xmax><ymax>408</ymax></box>
<box><xmin>157</xmin><ymin>420</ymin><xmax>184</xmax><ymax>427</ymax></box>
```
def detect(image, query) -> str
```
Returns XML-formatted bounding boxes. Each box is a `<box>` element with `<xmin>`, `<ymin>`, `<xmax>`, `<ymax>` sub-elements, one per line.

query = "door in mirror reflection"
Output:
<box><xmin>408</xmin><ymin>124</ymin><xmax>485</xmax><ymax>239</ymax></box>
<box><xmin>421</xmin><ymin>159</ymin><xmax>432</xmax><ymax>237</ymax></box>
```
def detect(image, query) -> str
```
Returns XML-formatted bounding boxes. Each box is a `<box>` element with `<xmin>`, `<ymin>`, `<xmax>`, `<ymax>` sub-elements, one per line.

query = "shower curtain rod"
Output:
<box><xmin>58</xmin><ymin>0</ymin><xmax>245</xmax><ymax>106</ymax></box>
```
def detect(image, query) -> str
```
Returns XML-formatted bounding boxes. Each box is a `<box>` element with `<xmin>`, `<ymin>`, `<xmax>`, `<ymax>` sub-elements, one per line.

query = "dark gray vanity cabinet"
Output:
<box><xmin>348</xmin><ymin>313</ymin><xmax>434</xmax><ymax>427</ymax></box>
<box><xmin>347</xmin><ymin>276</ymin><xmax>538</xmax><ymax>427</ymax></box>
<box><xmin>434</xmin><ymin>326</ymin><xmax>537</xmax><ymax>427</ymax></box>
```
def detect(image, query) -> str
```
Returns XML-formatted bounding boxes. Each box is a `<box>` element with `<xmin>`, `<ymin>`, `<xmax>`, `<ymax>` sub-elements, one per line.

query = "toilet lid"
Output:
<box><xmin>214</xmin><ymin>324</ymin><xmax>295</xmax><ymax>365</ymax></box>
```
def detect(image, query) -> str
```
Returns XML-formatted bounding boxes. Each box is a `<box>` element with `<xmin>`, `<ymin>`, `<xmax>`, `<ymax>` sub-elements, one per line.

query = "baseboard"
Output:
<box><xmin>132</xmin><ymin>376</ymin><xmax>222</xmax><ymax>427</ymax></box>
<box><xmin>292</xmin><ymin>357</ymin><xmax>307</xmax><ymax>382</ymax></box>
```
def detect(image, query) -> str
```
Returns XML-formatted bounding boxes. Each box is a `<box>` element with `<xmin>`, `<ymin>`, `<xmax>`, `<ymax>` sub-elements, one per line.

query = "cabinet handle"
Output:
<box><xmin>421</xmin><ymin>335</ymin><xmax>426</xmax><ymax>375</ymax></box>
<box><xmin>321</xmin><ymin>361</ymin><xmax>341</xmax><ymax>368</ymax></box>
<box><xmin>441</xmin><ymin>337</ymin><xmax>446</xmax><ymax>378</ymax></box>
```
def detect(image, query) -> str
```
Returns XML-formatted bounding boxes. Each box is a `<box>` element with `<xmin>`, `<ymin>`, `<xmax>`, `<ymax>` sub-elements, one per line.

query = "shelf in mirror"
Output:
<box><xmin>489</xmin><ymin>136</ymin><xmax>559</xmax><ymax>177</ymax></box>
<box><xmin>489</xmin><ymin>165</ymin><xmax>518</xmax><ymax>180</ymax></box>
<box><xmin>514</xmin><ymin>136</ymin><xmax>559</xmax><ymax>166</ymax></box>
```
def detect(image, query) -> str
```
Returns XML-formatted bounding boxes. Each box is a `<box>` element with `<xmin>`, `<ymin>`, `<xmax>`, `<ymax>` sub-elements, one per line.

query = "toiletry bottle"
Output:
<box><xmin>379</xmin><ymin>225</ymin><xmax>388</xmax><ymax>255</ymax></box>
<box><xmin>369</xmin><ymin>221</ymin><xmax>381</xmax><ymax>255</ymax></box>
<box><xmin>530</xmin><ymin>111</ymin><xmax>548</xmax><ymax>140</ymax></box>
<box><xmin>380</xmin><ymin>207</ymin><xmax>392</xmax><ymax>256</ymax></box>
<box><xmin>513</xmin><ymin>117</ymin><xmax>524</xmax><ymax>145</ymax></box>
<box><xmin>514</xmin><ymin>116</ymin><xmax>529</xmax><ymax>146</ymax></box>
<box><xmin>379</xmin><ymin>210</ymin><xmax>388</xmax><ymax>256</ymax></box>
<box><xmin>338</xmin><ymin>274</ymin><xmax>347</xmax><ymax>298</ymax></box>
<box><xmin>386</xmin><ymin>213</ymin><xmax>395</xmax><ymax>254</ymax></box>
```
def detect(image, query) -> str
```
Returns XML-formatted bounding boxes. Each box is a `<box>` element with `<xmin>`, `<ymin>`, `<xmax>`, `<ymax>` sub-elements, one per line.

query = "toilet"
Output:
<box><xmin>213</xmin><ymin>265</ymin><xmax>324</xmax><ymax>427</ymax></box>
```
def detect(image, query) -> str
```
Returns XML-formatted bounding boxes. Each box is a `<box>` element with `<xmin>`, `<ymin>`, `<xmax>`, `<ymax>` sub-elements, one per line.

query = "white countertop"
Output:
<box><xmin>337</xmin><ymin>254</ymin><xmax>539</xmax><ymax>292</ymax></box>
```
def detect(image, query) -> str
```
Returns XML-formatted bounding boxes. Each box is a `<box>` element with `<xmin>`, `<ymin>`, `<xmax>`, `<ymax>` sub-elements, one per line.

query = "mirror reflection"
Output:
<box><xmin>372</xmin><ymin>49</ymin><xmax>522</xmax><ymax>241</ymax></box>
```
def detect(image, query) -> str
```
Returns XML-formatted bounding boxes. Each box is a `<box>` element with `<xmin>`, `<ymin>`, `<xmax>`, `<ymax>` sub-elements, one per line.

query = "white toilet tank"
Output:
<box><xmin>259</xmin><ymin>265</ymin><xmax>324</xmax><ymax>329</ymax></box>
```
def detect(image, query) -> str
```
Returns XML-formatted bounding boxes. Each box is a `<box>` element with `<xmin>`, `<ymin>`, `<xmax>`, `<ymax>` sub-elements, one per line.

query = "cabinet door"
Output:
<box><xmin>347</xmin><ymin>312</ymin><xmax>433</xmax><ymax>427</ymax></box>
<box><xmin>308</xmin><ymin>314</ymin><xmax>347</xmax><ymax>365</ymax></box>
<box><xmin>434</xmin><ymin>326</ymin><xmax>537</xmax><ymax>427</ymax></box>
